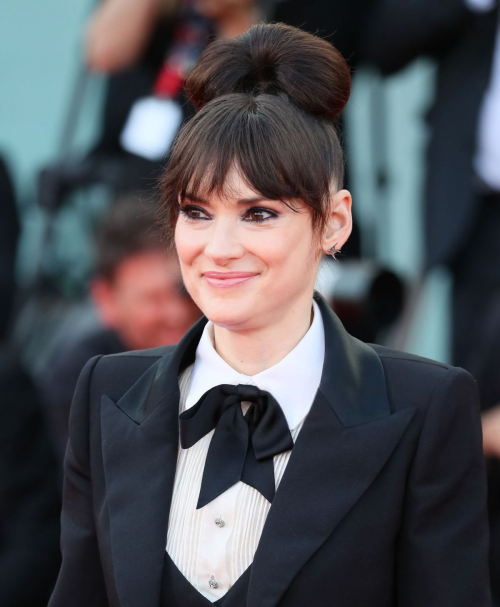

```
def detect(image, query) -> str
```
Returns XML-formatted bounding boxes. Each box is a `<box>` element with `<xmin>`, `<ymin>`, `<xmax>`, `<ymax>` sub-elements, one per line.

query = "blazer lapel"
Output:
<box><xmin>247</xmin><ymin>296</ymin><xmax>416</xmax><ymax>607</ymax></box>
<box><xmin>101</xmin><ymin>317</ymin><xmax>207</xmax><ymax>607</ymax></box>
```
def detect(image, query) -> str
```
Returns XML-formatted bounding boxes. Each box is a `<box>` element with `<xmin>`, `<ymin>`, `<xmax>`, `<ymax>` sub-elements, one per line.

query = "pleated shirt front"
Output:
<box><xmin>166</xmin><ymin>301</ymin><xmax>325</xmax><ymax>602</ymax></box>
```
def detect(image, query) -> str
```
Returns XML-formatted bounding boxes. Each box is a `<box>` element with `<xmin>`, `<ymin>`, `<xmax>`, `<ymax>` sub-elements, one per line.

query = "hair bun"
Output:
<box><xmin>186</xmin><ymin>23</ymin><xmax>351</xmax><ymax>122</ymax></box>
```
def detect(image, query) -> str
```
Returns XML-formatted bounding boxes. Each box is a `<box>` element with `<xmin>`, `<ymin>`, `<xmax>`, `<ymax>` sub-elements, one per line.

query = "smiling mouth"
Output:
<box><xmin>203</xmin><ymin>272</ymin><xmax>258</xmax><ymax>289</ymax></box>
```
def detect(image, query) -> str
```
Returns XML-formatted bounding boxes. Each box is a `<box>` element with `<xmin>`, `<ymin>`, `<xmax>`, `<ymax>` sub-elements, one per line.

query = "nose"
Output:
<box><xmin>204</xmin><ymin>216</ymin><xmax>245</xmax><ymax>265</ymax></box>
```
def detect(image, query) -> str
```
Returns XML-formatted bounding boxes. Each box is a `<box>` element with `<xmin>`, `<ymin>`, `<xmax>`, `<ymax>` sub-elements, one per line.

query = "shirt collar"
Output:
<box><xmin>185</xmin><ymin>300</ymin><xmax>325</xmax><ymax>429</ymax></box>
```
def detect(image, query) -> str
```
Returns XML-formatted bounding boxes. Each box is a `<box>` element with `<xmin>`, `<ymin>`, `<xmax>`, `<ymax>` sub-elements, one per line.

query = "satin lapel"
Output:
<box><xmin>247</xmin><ymin>295</ymin><xmax>416</xmax><ymax>607</ymax></box>
<box><xmin>101</xmin><ymin>316</ymin><xmax>207</xmax><ymax>607</ymax></box>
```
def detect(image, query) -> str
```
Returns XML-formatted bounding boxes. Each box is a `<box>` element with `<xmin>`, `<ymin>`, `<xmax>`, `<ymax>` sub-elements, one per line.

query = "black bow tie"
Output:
<box><xmin>179</xmin><ymin>384</ymin><xmax>294</xmax><ymax>509</ymax></box>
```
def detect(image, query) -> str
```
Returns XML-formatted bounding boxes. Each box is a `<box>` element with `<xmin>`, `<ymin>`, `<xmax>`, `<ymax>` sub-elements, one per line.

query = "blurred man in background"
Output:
<box><xmin>42</xmin><ymin>197</ymin><xmax>200</xmax><ymax>461</ymax></box>
<box><xmin>361</xmin><ymin>2</ymin><xmax>500</xmax><ymax>601</ymax></box>
<box><xmin>361</xmin><ymin>1</ymin><xmax>500</xmax><ymax>372</ymax></box>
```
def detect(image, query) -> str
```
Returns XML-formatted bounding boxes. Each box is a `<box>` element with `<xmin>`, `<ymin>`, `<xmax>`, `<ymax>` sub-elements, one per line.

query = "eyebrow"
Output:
<box><xmin>182</xmin><ymin>193</ymin><xmax>269</xmax><ymax>206</ymax></box>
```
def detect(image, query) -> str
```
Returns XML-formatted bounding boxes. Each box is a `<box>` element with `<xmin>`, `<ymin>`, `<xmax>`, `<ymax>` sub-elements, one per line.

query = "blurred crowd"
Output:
<box><xmin>1</xmin><ymin>0</ymin><xmax>500</xmax><ymax>604</ymax></box>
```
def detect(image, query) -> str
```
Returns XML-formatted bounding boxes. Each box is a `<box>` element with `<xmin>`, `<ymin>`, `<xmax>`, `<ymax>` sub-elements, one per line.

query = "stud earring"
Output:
<box><xmin>327</xmin><ymin>243</ymin><xmax>341</xmax><ymax>256</ymax></box>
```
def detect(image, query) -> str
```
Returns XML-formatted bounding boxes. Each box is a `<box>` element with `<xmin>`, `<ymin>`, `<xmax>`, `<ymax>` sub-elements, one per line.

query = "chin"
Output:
<box><xmin>200</xmin><ymin>298</ymin><xmax>255</xmax><ymax>330</ymax></box>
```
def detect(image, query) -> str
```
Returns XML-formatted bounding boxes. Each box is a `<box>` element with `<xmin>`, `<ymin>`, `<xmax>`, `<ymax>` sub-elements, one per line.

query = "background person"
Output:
<box><xmin>0</xmin><ymin>345</ymin><xmax>61</xmax><ymax>607</ymax></box>
<box><xmin>360</xmin><ymin>0</ymin><xmax>500</xmax><ymax>372</ymax></box>
<box><xmin>84</xmin><ymin>0</ymin><xmax>263</xmax><ymax>195</ymax></box>
<box><xmin>41</xmin><ymin>197</ymin><xmax>200</xmax><ymax>461</ymax></box>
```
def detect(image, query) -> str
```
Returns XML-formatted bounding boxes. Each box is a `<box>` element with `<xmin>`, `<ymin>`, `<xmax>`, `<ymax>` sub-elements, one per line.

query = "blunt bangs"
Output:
<box><xmin>159</xmin><ymin>93</ymin><xmax>344</xmax><ymax>241</ymax></box>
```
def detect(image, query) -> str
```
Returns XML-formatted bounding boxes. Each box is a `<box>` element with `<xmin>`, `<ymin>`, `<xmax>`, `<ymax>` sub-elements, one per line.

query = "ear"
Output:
<box><xmin>321</xmin><ymin>189</ymin><xmax>352</xmax><ymax>256</ymax></box>
<box><xmin>89</xmin><ymin>277</ymin><xmax>120</xmax><ymax>328</ymax></box>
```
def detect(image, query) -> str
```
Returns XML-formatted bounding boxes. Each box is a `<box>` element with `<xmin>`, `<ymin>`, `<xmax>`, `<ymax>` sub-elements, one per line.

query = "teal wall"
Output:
<box><xmin>0</xmin><ymin>0</ymin><xmax>104</xmax><ymax>199</ymax></box>
<box><xmin>0</xmin><ymin>0</ymin><xmax>106</xmax><ymax>284</ymax></box>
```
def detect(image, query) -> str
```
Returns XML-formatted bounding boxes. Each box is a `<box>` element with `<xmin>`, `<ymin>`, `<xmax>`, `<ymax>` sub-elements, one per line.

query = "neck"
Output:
<box><xmin>212</xmin><ymin>295</ymin><xmax>315</xmax><ymax>376</ymax></box>
<box><xmin>215</xmin><ymin>6</ymin><xmax>262</xmax><ymax>39</ymax></box>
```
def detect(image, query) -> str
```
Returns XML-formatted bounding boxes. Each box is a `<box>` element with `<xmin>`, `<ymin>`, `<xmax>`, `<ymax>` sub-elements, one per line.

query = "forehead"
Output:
<box><xmin>187</xmin><ymin>165</ymin><xmax>263</xmax><ymax>204</ymax></box>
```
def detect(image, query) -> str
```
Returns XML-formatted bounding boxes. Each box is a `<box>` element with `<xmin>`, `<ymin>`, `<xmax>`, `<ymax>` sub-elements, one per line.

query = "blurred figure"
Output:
<box><xmin>0</xmin><ymin>156</ymin><xmax>19</xmax><ymax>340</ymax></box>
<box><xmin>360</xmin><ymin>2</ymin><xmax>500</xmax><ymax>372</ymax></box>
<box><xmin>83</xmin><ymin>0</ymin><xmax>262</xmax><ymax>195</ymax></box>
<box><xmin>273</xmin><ymin>0</ymin><xmax>371</xmax><ymax>68</ymax></box>
<box><xmin>90</xmin><ymin>198</ymin><xmax>196</xmax><ymax>350</ymax></box>
<box><xmin>472</xmin><ymin>293</ymin><xmax>500</xmax><ymax>604</ymax></box>
<box><xmin>85</xmin><ymin>0</ymin><xmax>179</xmax><ymax>73</ymax></box>
<box><xmin>193</xmin><ymin>0</ymin><xmax>262</xmax><ymax>37</ymax></box>
<box><xmin>42</xmin><ymin>197</ymin><xmax>200</xmax><ymax>460</ymax></box>
<box><xmin>361</xmin><ymin>4</ymin><xmax>500</xmax><ymax>601</ymax></box>
<box><xmin>0</xmin><ymin>344</ymin><xmax>61</xmax><ymax>607</ymax></box>
<box><xmin>83</xmin><ymin>0</ymin><xmax>212</xmax><ymax>195</ymax></box>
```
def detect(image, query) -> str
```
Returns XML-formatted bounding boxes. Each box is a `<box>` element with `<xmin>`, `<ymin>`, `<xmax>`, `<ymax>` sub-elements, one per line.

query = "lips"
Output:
<box><xmin>203</xmin><ymin>271</ymin><xmax>258</xmax><ymax>289</ymax></box>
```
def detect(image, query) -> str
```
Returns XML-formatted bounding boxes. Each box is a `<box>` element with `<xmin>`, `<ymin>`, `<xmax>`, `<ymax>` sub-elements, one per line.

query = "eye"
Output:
<box><xmin>243</xmin><ymin>207</ymin><xmax>278</xmax><ymax>223</ymax></box>
<box><xmin>180</xmin><ymin>205</ymin><xmax>211</xmax><ymax>221</ymax></box>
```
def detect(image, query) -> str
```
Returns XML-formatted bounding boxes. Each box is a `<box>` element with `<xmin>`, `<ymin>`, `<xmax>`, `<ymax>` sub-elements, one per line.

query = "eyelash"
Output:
<box><xmin>179</xmin><ymin>205</ymin><xmax>279</xmax><ymax>223</ymax></box>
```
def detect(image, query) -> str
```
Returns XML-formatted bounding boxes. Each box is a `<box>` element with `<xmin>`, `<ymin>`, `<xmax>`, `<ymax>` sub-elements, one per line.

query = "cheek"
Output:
<box><xmin>175</xmin><ymin>222</ymin><xmax>196</xmax><ymax>263</ymax></box>
<box><xmin>253</xmin><ymin>221</ymin><xmax>317</xmax><ymax>277</ymax></box>
<box><xmin>174</xmin><ymin>222</ymin><xmax>203</xmax><ymax>291</ymax></box>
<box><xmin>175</xmin><ymin>224</ymin><xmax>194</xmax><ymax>268</ymax></box>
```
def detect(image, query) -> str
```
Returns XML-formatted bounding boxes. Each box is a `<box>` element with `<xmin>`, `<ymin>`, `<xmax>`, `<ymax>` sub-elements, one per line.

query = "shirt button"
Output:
<box><xmin>209</xmin><ymin>575</ymin><xmax>218</xmax><ymax>589</ymax></box>
<box><xmin>215</xmin><ymin>515</ymin><xmax>225</xmax><ymax>528</ymax></box>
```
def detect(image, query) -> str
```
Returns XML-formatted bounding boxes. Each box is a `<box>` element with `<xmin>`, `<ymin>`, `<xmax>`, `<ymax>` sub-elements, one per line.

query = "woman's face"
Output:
<box><xmin>175</xmin><ymin>167</ymin><xmax>351</xmax><ymax>332</ymax></box>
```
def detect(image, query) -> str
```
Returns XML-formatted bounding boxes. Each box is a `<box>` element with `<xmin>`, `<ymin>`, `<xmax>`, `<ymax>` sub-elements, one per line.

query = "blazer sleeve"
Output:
<box><xmin>396</xmin><ymin>366</ymin><xmax>491</xmax><ymax>606</ymax></box>
<box><xmin>359</xmin><ymin>0</ymin><xmax>476</xmax><ymax>74</ymax></box>
<box><xmin>49</xmin><ymin>355</ymin><xmax>109</xmax><ymax>607</ymax></box>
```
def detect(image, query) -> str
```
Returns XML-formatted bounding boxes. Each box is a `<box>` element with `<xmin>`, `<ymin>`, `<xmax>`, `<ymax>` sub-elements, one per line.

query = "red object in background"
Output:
<box><xmin>154</xmin><ymin>64</ymin><xmax>185</xmax><ymax>98</ymax></box>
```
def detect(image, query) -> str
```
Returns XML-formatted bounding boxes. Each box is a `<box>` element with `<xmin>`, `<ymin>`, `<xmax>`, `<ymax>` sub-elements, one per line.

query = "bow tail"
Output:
<box><xmin>241</xmin><ymin>445</ymin><xmax>276</xmax><ymax>504</ymax></box>
<box><xmin>197</xmin><ymin>407</ymin><xmax>248</xmax><ymax>509</ymax></box>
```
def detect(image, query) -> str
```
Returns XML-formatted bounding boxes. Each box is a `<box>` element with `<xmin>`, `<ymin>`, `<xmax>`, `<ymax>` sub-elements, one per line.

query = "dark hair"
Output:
<box><xmin>159</xmin><ymin>23</ymin><xmax>351</xmax><ymax>241</ymax></box>
<box><xmin>95</xmin><ymin>197</ymin><xmax>165</xmax><ymax>280</ymax></box>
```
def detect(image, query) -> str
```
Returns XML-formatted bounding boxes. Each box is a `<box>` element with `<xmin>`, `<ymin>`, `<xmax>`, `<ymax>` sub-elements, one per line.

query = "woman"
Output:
<box><xmin>49</xmin><ymin>23</ymin><xmax>491</xmax><ymax>607</ymax></box>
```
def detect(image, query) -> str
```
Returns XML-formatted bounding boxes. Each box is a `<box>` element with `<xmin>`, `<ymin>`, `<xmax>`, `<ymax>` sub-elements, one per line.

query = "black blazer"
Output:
<box><xmin>359</xmin><ymin>1</ymin><xmax>499</xmax><ymax>267</ymax></box>
<box><xmin>49</xmin><ymin>296</ymin><xmax>491</xmax><ymax>607</ymax></box>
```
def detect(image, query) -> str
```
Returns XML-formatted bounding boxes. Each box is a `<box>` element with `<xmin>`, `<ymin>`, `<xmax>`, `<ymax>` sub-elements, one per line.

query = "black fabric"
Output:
<box><xmin>180</xmin><ymin>384</ymin><xmax>293</xmax><ymax>507</ymax></box>
<box><xmin>160</xmin><ymin>552</ymin><xmax>251</xmax><ymax>606</ymax></box>
<box><xmin>49</xmin><ymin>295</ymin><xmax>491</xmax><ymax>607</ymax></box>
<box><xmin>360</xmin><ymin>1</ymin><xmax>499</xmax><ymax>268</ymax></box>
<box><xmin>0</xmin><ymin>345</ymin><xmax>61</xmax><ymax>607</ymax></box>
<box><xmin>467</xmin><ymin>290</ymin><xmax>500</xmax><ymax>603</ymax></box>
<box><xmin>449</xmin><ymin>194</ymin><xmax>500</xmax><ymax>370</ymax></box>
<box><xmin>0</xmin><ymin>156</ymin><xmax>19</xmax><ymax>339</ymax></box>
<box><xmin>273</xmin><ymin>0</ymin><xmax>374</xmax><ymax>69</ymax></box>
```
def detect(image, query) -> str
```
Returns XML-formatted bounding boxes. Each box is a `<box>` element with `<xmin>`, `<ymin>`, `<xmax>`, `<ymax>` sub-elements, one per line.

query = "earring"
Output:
<box><xmin>327</xmin><ymin>243</ymin><xmax>341</xmax><ymax>256</ymax></box>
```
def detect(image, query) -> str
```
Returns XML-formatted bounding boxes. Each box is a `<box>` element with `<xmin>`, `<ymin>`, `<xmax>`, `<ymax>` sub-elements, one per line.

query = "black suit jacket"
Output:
<box><xmin>49</xmin><ymin>296</ymin><xmax>490</xmax><ymax>606</ymax></box>
<box><xmin>360</xmin><ymin>1</ymin><xmax>499</xmax><ymax>267</ymax></box>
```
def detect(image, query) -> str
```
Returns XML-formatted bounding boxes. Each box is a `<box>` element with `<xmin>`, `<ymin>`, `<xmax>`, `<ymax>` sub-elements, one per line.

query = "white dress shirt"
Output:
<box><xmin>466</xmin><ymin>0</ymin><xmax>500</xmax><ymax>191</ymax></box>
<box><xmin>166</xmin><ymin>300</ymin><xmax>325</xmax><ymax>601</ymax></box>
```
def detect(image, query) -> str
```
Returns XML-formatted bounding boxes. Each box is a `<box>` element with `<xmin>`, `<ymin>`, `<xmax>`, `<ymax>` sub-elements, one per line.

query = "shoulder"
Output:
<box><xmin>103</xmin><ymin>344</ymin><xmax>175</xmax><ymax>359</ymax></box>
<box><xmin>68</xmin><ymin>345</ymin><xmax>177</xmax><ymax>460</ymax></box>
<box><xmin>86</xmin><ymin>345</ymin><xmax>176</xmax><ymax>403</ymax></box>
<box><xmin>370</xmin><ymin>343</ymin><xmax>450</xmax><ymax>376</ymax></box>
<box><xmin>368</xmin><ymin>343</ymin><xmax>477</xmax><ymax>415</ymax></box>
